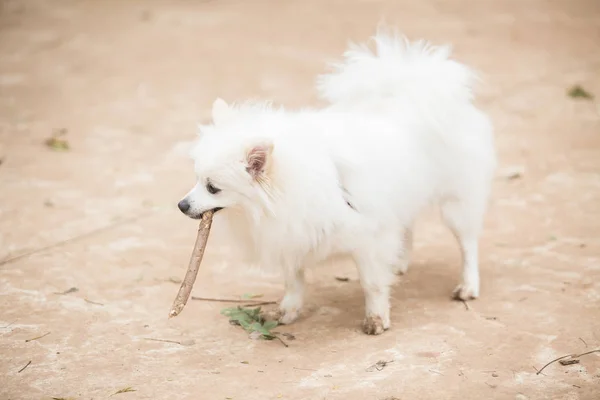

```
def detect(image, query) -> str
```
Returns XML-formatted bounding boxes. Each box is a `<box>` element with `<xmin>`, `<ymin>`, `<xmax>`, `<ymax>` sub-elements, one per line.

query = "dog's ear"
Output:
<box><xmin>212</xmin><ymin>98</ymin><xmax>232</xmax><ymax>124</ymax></box>
<box><xmin>246</xmin><ymin>142</ymin><xmax>273</xmax><ymax>180</ymax></box>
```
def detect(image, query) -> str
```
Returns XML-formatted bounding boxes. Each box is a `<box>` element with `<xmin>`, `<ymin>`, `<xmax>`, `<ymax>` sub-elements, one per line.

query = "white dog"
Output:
<box><xmin>178</xmin><ymin>28</ymin><xmax>496</xmax><ymax>335</ymax></box>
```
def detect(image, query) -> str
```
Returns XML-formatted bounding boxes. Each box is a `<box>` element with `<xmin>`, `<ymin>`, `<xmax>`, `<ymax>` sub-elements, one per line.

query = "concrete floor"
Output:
<box><xmin>1</xmin><ymin>0</ymin><xmax>599</xmax><ymax>399</ymax></box>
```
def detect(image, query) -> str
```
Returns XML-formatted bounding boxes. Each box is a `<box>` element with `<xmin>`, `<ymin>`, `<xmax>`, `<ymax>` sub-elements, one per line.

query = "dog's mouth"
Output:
<box><xmin>190</xmin><ymin>207</ymin><xmax>223</xmax><ymax>220</ymax></box>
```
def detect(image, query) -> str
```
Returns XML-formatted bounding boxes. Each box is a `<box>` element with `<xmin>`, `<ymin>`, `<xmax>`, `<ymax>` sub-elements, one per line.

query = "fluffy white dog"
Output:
<box><xmin>178</xmin><ymin>28</ymin><xmax>496</xmax><ymax>335</ymax></box>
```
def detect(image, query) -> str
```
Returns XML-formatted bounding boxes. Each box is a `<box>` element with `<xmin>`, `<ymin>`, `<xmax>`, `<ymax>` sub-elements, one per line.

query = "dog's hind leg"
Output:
<box><xmin>441</xmin><ymin>197</ymin><xmax>485</xmax><ymax>301</ymax></box>
<box><xmin>353</xmin><ymin>234</ymin><xmax>398</xmax><ymax>335</ymax></box>
<box><xmin>392</xmin><ymin>226</ymin><xmax>413</xmax><ymax>275</ymax></box>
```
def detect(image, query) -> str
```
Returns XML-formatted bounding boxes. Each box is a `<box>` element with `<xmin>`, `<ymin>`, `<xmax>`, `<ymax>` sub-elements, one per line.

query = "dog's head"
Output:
<box><xmin>178</xmin><ymin>98</ymin><xmax>275</xmax><ymax>220</ymax></box>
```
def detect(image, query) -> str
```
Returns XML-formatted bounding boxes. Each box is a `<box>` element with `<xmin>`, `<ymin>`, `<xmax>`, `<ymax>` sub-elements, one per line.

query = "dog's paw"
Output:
<box><xmin>260</xmin><ymin>308</ymin><xmax>299</xmax><ymax>325</ymax></box>
<box><xmin>452</xmin><ymin>282</ymin><xmax>479</xmax><ymax>301</ymax></box>
<box><xmin>278</xmin><ymin>292</ymin><xmax>302</xmax><ymax>325</ymax></box>
<box><xmin>279</xmin><ymin>309</ymin><xmax>299</xmax><ymax>325</ymax></box>
<box><xmin>260</xmin><ymin>308</ymin><xmax>283</xmax><ymax>322</ymax></box>
<box><xmin>362</xmin><ymin>315</ymin><xmax>389</xmax><ymax>335</ymax></box>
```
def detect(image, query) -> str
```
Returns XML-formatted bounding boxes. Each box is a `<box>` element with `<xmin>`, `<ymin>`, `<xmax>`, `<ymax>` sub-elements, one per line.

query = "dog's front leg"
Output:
<box><xmin>262</xmin><ymin>266</ymin><xmax>305</xmax><ymax>325</ymax></box>
<box><xmin>279</xmin><ymin>266</ymin><xmax>305</xmax><ymax>324</ymax></box>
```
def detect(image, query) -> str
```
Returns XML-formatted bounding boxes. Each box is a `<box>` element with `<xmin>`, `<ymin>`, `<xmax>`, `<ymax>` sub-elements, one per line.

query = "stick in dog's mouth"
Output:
<box><xmin>168</xmin><ymin>209</ymin><xmax>214</xmax><ymax>318</ymax></box>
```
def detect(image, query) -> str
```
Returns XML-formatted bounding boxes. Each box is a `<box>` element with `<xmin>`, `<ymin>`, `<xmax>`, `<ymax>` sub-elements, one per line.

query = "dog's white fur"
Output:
<box><xmin>180</xmin><ymin>28</ymin><xmax>496</xmax><ymax>334</ymax></box>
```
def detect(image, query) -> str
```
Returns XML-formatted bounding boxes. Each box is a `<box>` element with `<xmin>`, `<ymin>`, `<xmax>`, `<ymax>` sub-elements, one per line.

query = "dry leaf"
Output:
<box><xmin>45</xmin><ymin>128</ymin><xmax>70</xmax><ymax>151</ymax></box>
<box><xmin>366</xmin><ymin>359</ymin><xmax>394</xmax><ymax>372</ymax></box>
<box><xmin>54</xmin><ymin>287</ymin><xmax>78</xmax><ymax>295</ymax></box>
<box><xmin>559</xmin><ymin>359</ymin><xmax>580</xmax><ymax>366</ymax></box>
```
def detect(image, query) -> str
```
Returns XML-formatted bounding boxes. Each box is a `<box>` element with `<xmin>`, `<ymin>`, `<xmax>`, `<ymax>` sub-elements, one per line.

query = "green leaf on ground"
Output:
<box><xmin>45</xmin><ymin>128</ymin><xmax>70</xmax><ymax>151</ymax></box>
<box><xmin>567</xmin><ymin>85</ymin><xmax>593</xmax><ymax>100</ymax></box>
<box><xmin>221</xmin><ymin>306</ymin><xmax>278</xmax><ymax>340</ymax></box>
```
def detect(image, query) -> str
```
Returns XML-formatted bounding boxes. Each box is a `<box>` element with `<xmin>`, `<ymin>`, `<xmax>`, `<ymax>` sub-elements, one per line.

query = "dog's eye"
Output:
<box><xmin>206</xmin><ymin>181</ymin><xmax>221</xmax><ymax>195</ymax></box>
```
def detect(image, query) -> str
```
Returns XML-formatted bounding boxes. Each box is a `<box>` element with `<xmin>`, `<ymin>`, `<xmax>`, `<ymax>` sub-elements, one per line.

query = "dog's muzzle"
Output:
<box><xmin>177</xmin><ymin>200</ymin><xmax>223</xmax><ymax>219</ymax></box>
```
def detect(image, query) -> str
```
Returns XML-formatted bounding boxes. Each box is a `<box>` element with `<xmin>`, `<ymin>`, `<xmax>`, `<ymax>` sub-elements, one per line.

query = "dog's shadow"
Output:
<box><xmin>296</xmin><ymin>259</ymin><xmax>462</xmax><ymax>332</ymax></box>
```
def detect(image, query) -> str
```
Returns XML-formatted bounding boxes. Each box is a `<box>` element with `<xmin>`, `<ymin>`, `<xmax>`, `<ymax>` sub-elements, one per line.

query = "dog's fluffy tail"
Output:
<box><xmin>316</xmin><ymin>28</ymin><xmax>478</xmax><ymax>120</ymax></box>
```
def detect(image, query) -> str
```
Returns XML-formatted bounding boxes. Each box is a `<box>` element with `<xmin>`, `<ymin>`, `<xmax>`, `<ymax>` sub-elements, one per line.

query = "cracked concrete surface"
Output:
<box><xmin>1</xmin><ymin>0</ymin><xmax>599</xmax><ymax>399</ymax></box>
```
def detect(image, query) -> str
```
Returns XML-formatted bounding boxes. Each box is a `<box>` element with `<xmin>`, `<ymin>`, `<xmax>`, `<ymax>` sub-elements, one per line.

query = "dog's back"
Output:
<box><xmin>313</xmin><ymin>28</ymin><xmax>496</xmax><ymax>229</ymax></box>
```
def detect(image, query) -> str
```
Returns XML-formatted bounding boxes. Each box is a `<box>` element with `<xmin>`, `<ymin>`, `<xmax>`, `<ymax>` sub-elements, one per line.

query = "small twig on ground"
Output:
<box><xmin>274</xmin><ymin>335</ymin><xmax>289</xmax><ymax>348</ymax></box>
<box><xmin>18</xmin><ymin>360</ymin><xmax>31</xmax><ymax>373</ymax></box>
<box><xmin>293</xmin><ymin>367</ymin><xmax>317</xmax><ymax>371</ymax></box>
<box><xmin>243</xmin><ymin>301</ymin><xmax>277</xmax><ymax>307</ymax></box>
<box><xmin>1</xmin><ymin>320</ymin><xmax>17</xmax><ymax>329</ymax></box>
<box><xmin>143</xmin><ymin>338</ymin><xmax>181</xmax><ymax>345</ymax></box>
<box><xmin>0</xmin><ymin>214</ymin><xmax>152</xmax><ymax>267</ymax></box>
<box><xmin>84</xmin><ymin>298</ymin><xmax>104</xmax><ymax>306</ymax></box>
<box><xmin>536</xmin><ymin>349</ymin><xmax>600</xmax><ymax>375</ymax></box>
<box><xmin>271</xmin><ymin>331</ymin><xmax>295</xmax><ymax>345</ymax></box>
<box><xmin>536</xmin><ymin>357</ymin><xmax>568</xmax><ymax>375</ymax></box>
<box><xmin>25</xmin><ymin>332</ymin><xmax>50</xmax><ymax>342</ymax></box>
<box><xmin>572</xmin><ymin>349</ymin><xmax>600</xmax><ymax>358</ymax></box>
<box><xmin>461</xmin><ymin>300</ymin><xmax>470</xmax><ymax>311</ymax></box>
<box><xmin>110</xmin><ymin>387</ymin><xmax>136</xmax><ymax>396</ymax></box>
<box><xmin>579</xmin><ymin>337</ymin><xmax>588</xmax><ymax>348</ymax></box>
<box><xmin>429</xmin><ymin>369</ymin><xmax>444</xmax><ymax>375</ymax></box>
<box><xmin>192</xmin><ymin>297</ymin><xmax>275</xmax><ymax>305</ymax></box>
<box><xmin>335</xmin><ymin>276</ymin><xmax>349</xmax><ymax>282</ymax></box>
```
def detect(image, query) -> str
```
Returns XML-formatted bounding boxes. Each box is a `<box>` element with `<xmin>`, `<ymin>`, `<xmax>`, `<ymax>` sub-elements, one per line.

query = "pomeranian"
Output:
<box><xmin>178</xmin><ymin>28</ymin><xmax>496</xmax><ymax>335</ymax></box>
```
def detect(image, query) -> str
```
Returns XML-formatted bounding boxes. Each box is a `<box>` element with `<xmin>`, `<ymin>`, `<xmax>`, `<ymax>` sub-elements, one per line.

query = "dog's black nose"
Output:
<box><xmin>177</xmin><ymin>199</ymin><xmax>190</xmax><ymax>213</ymax></box>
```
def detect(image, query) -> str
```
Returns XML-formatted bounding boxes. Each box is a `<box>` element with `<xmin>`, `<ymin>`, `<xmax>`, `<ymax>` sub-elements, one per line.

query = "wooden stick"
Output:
<box><xmin>168</xmin><ymin>210</ymin><xmax>214</xmax><ymax>318</ymax></box>
<box><xmin>25</xmin><ymin>332</ymin><xmax>50</xmax><ymax>342</ymax></box>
